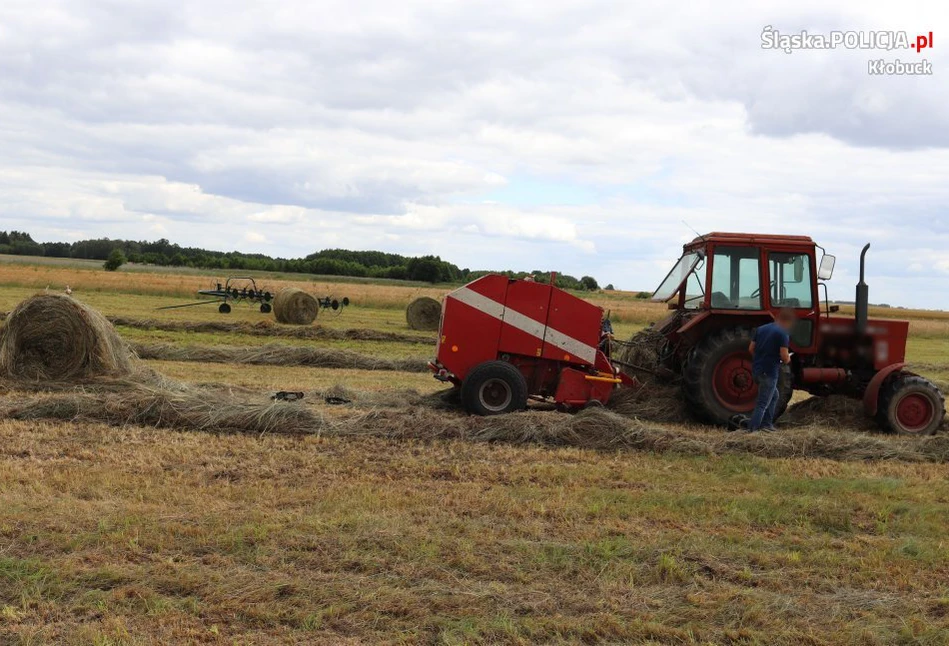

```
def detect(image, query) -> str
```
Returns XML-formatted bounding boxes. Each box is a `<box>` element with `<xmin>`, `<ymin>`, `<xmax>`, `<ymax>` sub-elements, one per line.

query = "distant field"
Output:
<box><xmin>1</xmin><ymin>254</ymin><xmax>946</xmax><ymax>328</ymax></box>
<box><xmin>0</xmin><ymin>253</ymin><xmax>443</xmax><ymax>287</ymax></box>
<box><xmin>0</xmin><ymin>257</ymin><xmax>947</xmax><ymax>644</ymax></box>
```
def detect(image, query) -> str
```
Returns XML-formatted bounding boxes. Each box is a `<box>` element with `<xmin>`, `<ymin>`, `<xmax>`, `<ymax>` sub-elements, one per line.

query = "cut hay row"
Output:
<box><xmin>3</xmin><ymin>387</ymin><xmax>947</xmax><ymax>462</ymax></box>
<box><xmin>0</xmin><ymin>385</ymin><xmax>331</xmax><ymax>436</ymax></box>
<box><xmin>0</xmin><ymin>293</ymin><xmax>945</xmax><ymax>463</ymax></box>
<box><xmin>353</xmin><ymin>407</ymin><xmax>949</xmax><ymax>463</ymax></box>
<box><xmin>105</xmin><ymin>316</ymin><xmax>434</xmax><ymax>344</ymax></box>
<box><xmin>132</xmin><ymin>342</ymin><xmax>430</xmax><ymax>372</ymax></box>
<box><xmin>782</xmin><ymin>394</ymin><xmax>877</xmax><ymax>431</ymax></box>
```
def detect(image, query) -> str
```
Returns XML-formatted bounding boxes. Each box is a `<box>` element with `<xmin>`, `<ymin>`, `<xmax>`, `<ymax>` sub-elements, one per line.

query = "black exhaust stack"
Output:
<box><xmin>855</xmin><ymin>243</ymin><xmax>870</xmax><ymax>334</ymax></box>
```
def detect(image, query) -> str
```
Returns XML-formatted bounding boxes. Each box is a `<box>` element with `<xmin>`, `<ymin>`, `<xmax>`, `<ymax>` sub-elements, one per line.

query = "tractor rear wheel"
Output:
<box><xmin>878</xmin><ymin>374</ymin><xmax>944</xmax><ymax>435</ymax></box>
<box><xmin>682</xmin><ymin>327</ymin><xmax>792</xmax><ymax>426</ymax></box>
<box><xmin>461</xmin><ymin>361</ymin><xmax>528</xmax><ymax>416</ymax></box>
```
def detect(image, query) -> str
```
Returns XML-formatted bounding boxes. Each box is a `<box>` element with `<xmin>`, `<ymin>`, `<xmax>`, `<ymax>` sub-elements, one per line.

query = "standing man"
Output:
<box><xmin>747</xmin><ymin>308</ymin><xmax>795</xmax><ymax>432</ymax></box>
<box><xmin>599</xmin><ymin>314</ymin><xmax>614</xmax><ymax>357</ymax></box>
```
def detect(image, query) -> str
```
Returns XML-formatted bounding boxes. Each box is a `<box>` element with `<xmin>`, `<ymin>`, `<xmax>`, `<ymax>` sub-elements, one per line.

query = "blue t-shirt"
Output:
<box><xmin>752</xmin><ymin>322</ymin><xmax>790</xmax><ymax>378</ymax></box>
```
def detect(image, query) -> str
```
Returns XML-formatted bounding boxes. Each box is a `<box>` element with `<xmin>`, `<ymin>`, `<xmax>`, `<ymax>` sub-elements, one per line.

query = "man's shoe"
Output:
<box><xmin>761</xmin><ymin>426</ymin><xmax>778</xmax><ymax>433</ymax></box>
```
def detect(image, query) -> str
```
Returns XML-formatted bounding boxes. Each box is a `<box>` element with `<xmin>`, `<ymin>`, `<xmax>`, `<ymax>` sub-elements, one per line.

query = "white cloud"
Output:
<box><xmin>0</xmin><ymin>0</ymin><xmax>946</xmax><ymax>306</ymax></box>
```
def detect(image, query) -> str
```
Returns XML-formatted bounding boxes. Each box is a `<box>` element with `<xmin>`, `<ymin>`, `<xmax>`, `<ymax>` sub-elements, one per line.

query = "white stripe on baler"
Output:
<box><xmin>544</xmin><ymin>326</ymin><xmax>597</xmax><ymax>364</ymax></box>
<box><xmin>499</xmin><ymin>305</ymin><xmax>547</xmax><ymax>339</ymax></box>
<box><xmin>449</xmin><ymin>287</ymin><xmax>598</xmax><ymax>364</ymax></box>
<box><xmin>450</xmin><ymin>287</ymin><xmax>505</xmax><ymax>318</ymax></box>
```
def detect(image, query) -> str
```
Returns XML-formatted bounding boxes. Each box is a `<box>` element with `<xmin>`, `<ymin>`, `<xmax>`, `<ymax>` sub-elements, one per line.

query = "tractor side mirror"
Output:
<box><xmin>818</xmin><ymin>254</ymin><xmax>836</xmax><ymax>280</ymax></box>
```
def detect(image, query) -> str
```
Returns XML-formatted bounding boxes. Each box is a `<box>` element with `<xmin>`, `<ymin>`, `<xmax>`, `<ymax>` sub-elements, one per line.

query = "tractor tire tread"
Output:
<box><xmin>877</xmin><ymin>373</ymin><xmax>945</xmax><ymax>435</ymax></box>
<box><xmin>682</xmin><ymin>326</ymin><xmax>792</xmax><ymax>426</ymax></box>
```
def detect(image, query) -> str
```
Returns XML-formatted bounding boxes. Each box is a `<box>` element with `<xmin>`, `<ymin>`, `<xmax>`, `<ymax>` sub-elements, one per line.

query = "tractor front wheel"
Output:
<box><xmin>683</xmin><ymin>327</ymin><xmax>792</xmax><ymax>426</ymax></box>
<box><xmin>878</xmin><ymin>374</ymin><xmax>944</xmax><ymax>435</ymax></box>
<box><xmin>461</xmin><ymin>361</ymin><xmax>528</xmax><ymax>416</ymax></box>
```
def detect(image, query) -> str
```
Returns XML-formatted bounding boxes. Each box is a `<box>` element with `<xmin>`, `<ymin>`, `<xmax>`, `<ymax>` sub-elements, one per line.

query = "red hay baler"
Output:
<box><xmin>428</xmin><ymin>274</ymin><xmax>637</xmax><ymax>415</ymax></box>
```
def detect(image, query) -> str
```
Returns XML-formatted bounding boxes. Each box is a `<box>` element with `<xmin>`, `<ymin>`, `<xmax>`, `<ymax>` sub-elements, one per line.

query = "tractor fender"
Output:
<box><xmin>863</xmin><ymin>362</ymin><xmax>907</xmax><ymax>416</ymax></box>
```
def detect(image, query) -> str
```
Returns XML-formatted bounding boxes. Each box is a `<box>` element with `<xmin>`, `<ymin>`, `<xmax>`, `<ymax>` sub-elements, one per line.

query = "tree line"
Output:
<box><xmin>0</xmin><ymin>231</ymin><xmax>602</xmax><ymax>290</ymax></box>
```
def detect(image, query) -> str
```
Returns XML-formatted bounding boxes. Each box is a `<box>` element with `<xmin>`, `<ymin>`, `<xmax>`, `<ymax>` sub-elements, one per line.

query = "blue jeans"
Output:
<box><xmin>749</xmin><ymin>373</ymin><xmax>779</xmax><ymax>431</ymax></box>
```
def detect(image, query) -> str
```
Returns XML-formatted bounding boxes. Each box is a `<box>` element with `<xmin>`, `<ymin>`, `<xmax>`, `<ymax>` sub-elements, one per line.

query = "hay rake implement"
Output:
<box><xmin>157</xmin><ymin>276</ymin><xmax>274</xmax><ymax>314</ymax></box>
<box><xmin>157</xmin><ymin>276</ymin><xmax>350</xmax><ymax>316</ymax></box>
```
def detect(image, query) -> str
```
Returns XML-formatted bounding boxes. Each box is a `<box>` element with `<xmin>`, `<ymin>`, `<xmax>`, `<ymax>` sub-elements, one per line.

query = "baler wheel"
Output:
<box><xmin>878</xmin><ymin>374</ymin><xmax>944</xmax><ymax>435</ymax></box>
<box><xmin>219</xmin><ymin>302</ymin><xmax>232</xmax><ymax>314</ymax></box>
<box><xmin>461</xmin><ymin>361</ymin><xmax>528</xmax><ymax>416</ymax></box>
<box><xmin>682</xmin><ymin>327</ymin><xmax>792</xmax><ymax>425</ymax></box>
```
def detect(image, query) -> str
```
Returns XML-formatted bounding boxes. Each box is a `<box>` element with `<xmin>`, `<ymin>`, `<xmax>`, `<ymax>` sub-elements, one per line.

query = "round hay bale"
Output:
<box><xmin>406</xmin><ymin>297</ymin><xmax>441</xmax><ymax>331</ymax></box>
<box><xmin>0</xmin><ymin>294</ymin><xmax>136</xmax><ymax>382</ymax></box>
<box><xmin>273</xmin><ymin>288</ymin><xmax>319</xmax><ymax>325</ymax></box>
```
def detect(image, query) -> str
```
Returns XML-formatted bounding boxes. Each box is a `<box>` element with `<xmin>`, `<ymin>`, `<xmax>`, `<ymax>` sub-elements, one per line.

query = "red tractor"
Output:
<box><xmin>429</xmin><ymin>273</ymin><xmax>636</xmax><ymax>415</ymax></box>
<box><xmin>642</xmin><ymin>233</ymin><xmax>944</xmax><ymax>435</ymax></box>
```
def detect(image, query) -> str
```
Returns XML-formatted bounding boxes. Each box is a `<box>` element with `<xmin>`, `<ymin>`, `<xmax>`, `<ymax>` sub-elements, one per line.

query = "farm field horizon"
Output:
<box><xmin>0</xmin><ymin>257</ymin><xmax>947</xmax><ymax>645</ymax></box>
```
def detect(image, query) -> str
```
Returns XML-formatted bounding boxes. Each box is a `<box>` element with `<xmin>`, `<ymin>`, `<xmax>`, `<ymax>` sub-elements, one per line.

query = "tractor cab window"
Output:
<box><xmin>683</xmin><ymin>270</ymin><xmax>705</xmax><ymax>309</ymax></box>
<box><xmin>769</xmin><ymin>252</ymin><xmax>813</xmax><ymax>308</ymax></box>
<box><xmin>652</xmin><ymin>252</ymin><xmax>701</xmax><ymax>302</ymax></box>
<box><xmin>710</xmin><ymin>246</ymin><xmax>762</xmax><ymax>310</ymax></box>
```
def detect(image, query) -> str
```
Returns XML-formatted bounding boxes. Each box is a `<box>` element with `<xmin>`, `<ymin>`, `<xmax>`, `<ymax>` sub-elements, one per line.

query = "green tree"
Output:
<box><xmin>406</xmin><ymin>256</ymin><xmax>445</xmax><ymax>283</ymax></box>
<box><xmin>580</xmin><ymin>275</ymin><xmax>599</xmax><ymax>291</ymax></box>
<box><xmin>103</xmin><ymin>248</ymin><xmax>127</xmax><ymax>271</ymax></box>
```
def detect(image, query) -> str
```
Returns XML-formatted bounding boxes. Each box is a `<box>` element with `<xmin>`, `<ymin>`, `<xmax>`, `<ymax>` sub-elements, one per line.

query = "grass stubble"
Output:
<box><xmin>0</xmin><ymin>289</ymin><xmax>948</xmax><ymax>643</ymax></box>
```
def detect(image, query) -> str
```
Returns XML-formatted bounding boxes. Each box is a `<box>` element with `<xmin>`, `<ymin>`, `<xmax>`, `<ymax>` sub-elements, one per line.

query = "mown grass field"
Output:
<box><xmin>0</xmin><ymin>259</ymin><xmax>948</xmax><ymax>645</ymax></box>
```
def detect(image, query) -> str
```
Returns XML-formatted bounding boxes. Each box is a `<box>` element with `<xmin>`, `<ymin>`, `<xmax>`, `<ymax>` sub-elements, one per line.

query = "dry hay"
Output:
<box><xmin>132</xmin><ymin>342</ymin><xmax>429</xmax><ymax>372</ymax></box>
<box><xmin>608</xmin><ymin>327</ymin><xmax>694</xmax><ymax>422</ymax></box>
<box><xmin>315</xmin><ymin>384</ymin><xmax>461</xmax><ymax>410</ymax></box>
<box><xmin>406</xmin><ymin>297</ymin><xmax>441</xmax><ymax>331</ymax></box>
<box><xmin>783</xmin><ymin>395</ymin><xmax>876</xmax><ymax>431</ymax></box>
<box><xmin>2</xmin><ymin>375</ymin><xmax>947</xmax><ymax>461</ymax></box>
<box><xmin>316</xmin><ymin>406</ymin><xmax>949</xmax><ymax>463</ymax></box>
<box><xmin>1</xmin><ymin>294</ymin><xmax>946</xmax><ymax>462</ymax></box>
<box><xmin>0</xmin><ymin>384</ymin><xmax>330</xmax><ymax>436</ymax></box>
<box><xmin>273</xmin><ymin>287</ymin><xmax>319</xmax><ymax>325</ymax></box>
<box><xmin>613</xmin><ymin>326</ymin><xmax>668</xmax><ymax>376</ymax></box>
<box><xmin>107</xmin><ymin>316</ymin><xmax>433</xmax><ymax>344</ymax></box>
<box><xmin>606</xmin><ymin>381</ymin><xmax>691</xmax><ymax>424</ymax></box>
<box><xmin>0</xmin><ymin>294</ymin><xmax>137</xmax><ymax>382</ymax></box>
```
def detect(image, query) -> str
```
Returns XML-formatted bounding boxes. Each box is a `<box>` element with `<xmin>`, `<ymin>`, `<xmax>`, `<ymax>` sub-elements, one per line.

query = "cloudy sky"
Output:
<box><xmin>0</xmin><ymin>1</ymin><xmax>946</xmax><ymax>307</ymax></box>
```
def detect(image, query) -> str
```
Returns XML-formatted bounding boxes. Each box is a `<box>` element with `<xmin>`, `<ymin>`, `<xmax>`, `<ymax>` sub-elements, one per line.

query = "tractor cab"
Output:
<box><xmin>644</xmin><ymin>232</ymin><xmax>944</xmax><ymax>436</ymax></box>
<box><xmin>652</xmin><ymin>233</ymin><xmax>827</xmax><ymax>350</ymax></box>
